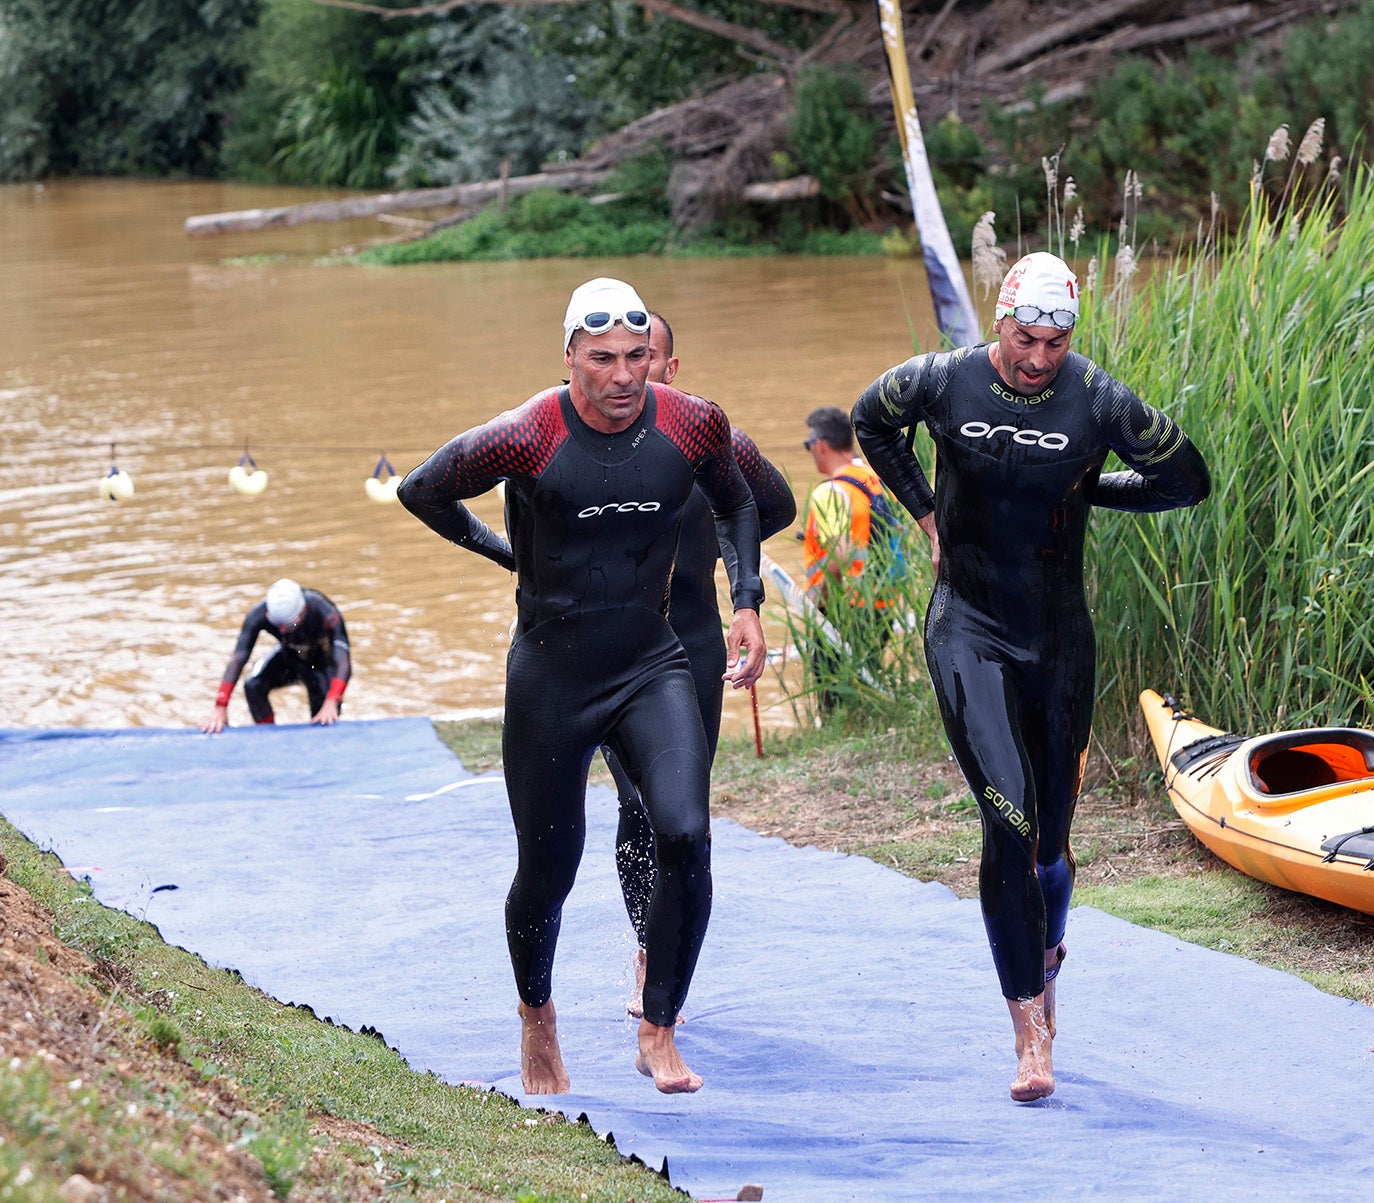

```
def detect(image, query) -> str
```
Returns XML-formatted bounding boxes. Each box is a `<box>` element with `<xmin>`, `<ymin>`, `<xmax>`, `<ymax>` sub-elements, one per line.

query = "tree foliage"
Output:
<box><xmin>788</xmin><ymin>65</ymin><xmax>878</xmax><ymax>215</ymax></box>
<box><xmin>0</xmin><ymin>0</ymin><xmax>259</xmax><ymax>179</ymax></box>
<box><xmin>386</xmin><ymin>9</ymin><xmax>605</xmax><ymax>187</ymax></box>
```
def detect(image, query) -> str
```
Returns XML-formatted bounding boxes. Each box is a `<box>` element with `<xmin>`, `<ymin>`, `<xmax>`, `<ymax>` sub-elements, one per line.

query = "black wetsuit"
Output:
<box><xmin>218</xmin><ymin>592</ymin><xmax>351</xmax><ymax>723</ymax></box>
<box><xmin>398</xmin><ymin>383</ymin><xmax>763</xmax><ymax>1028</ymax></box>
<box><xmin>853</xmin><ymin>346</ymin><xmax>1209</xmax><ymax>1001</ymax></box>
<box><xmin>606</xmin><ymin>428</ymin><xmax>795</xmax><ymax>944</ymax></box>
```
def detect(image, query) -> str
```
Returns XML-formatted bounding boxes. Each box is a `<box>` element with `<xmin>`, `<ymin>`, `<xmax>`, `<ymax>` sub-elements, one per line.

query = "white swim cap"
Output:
<box><xmin>995</xmin><ymin>252</ymin><xmax>1080</xmax><ymax>328</ymax></box>
<box><xmin>562</xmin><ymin>277</ymin><xmax>650</xmax><ymax>352</ymax></box>
<box><xmin>265</xmin><ymin>578</ymin><xmax>306</xmax><ymax>625</ymax></box>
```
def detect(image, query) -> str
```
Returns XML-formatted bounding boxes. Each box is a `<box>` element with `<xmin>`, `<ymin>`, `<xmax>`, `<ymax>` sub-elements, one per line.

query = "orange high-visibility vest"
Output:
<box><xmin>803</xmin><ymin>460</ymin><xmax>886</xmax><ymax>601</ymax></box>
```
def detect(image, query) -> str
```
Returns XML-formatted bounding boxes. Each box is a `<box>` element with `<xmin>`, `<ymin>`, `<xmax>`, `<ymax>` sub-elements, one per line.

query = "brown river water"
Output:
<box><xmin>0</xmin><ymin>178</ymin><xmax>969</xmax><ymax>735</ymax></box>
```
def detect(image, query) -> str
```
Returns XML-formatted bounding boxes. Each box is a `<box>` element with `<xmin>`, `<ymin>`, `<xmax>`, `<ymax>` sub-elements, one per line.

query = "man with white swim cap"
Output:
<box><xmin>399</xmin><ymin>276</ymin><xmax>766</xmax><ymax>1097</ymax></box>
<box><xmin>200</xmin><ymin>579</ymin><xmax>352</xmax><ymax>733</ymax></box>
<box><xmin>853</xmin><ymin>250</ymin><xmax>1210</xmax><ymax>1103</ymax></box>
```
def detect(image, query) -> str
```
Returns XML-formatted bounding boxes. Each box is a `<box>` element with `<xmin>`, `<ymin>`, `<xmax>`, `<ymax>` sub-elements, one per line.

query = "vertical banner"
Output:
<box><xmin>874</xmin><ymin>0</ymin><xmax>981</xmax><ymax>347</ymax></box>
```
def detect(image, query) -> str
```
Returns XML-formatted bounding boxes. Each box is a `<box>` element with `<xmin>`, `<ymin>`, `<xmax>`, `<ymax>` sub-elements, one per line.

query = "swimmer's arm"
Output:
<box><xmin>323</xmin><ymin>606</ymin><xmax>352</xmax><ymax>686</ymax></box>
<box><xmin>398</xmin><ymin>437</ymin><xmax>517</xmax><ymax>572</ymax></box>
<box><xmin>730</xmin><ymin>428</ymin><xmax>797</xmax><ymax>539</ymax></box>
<box><xmin>852</xmin><ymin>357</ymin><xmax>937</xmax><ymax>522</ymax></box>
<box><xmin>706</xmin><ymin>476</ymin><xmax>764</xmax><ymax>613</ymax></box>
<box><xmin>202</xmin><ymin>615</ymin><xmax>259</xmax><ymax>732</ymax></box>
<box><xmin>697</xmin><ymin>425</ymin><xmax>767</xmax><ymax>688</ymax></box>
<box><xmin>1092</xmin><ymin>385</ymin><xmax>1211</xmax><ymax>513</ymax></box>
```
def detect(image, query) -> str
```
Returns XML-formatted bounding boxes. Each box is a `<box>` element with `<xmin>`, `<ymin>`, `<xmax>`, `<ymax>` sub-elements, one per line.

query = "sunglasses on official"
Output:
<box><xmin>1006</xmin><ymin>305</ymin><xmax>1076</xmax><ymax>330</ymax></box>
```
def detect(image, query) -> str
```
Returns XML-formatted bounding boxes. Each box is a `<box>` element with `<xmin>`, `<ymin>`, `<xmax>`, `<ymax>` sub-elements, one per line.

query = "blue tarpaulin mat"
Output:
<box><xmin>3</xmin><ymin>718</ymin><xmax>1372</xmax><ymax>1201</ymax></box>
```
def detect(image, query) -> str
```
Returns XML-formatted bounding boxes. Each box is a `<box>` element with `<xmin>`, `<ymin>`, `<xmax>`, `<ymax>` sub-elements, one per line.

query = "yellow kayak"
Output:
<box><xmin>1139</xmin><ymin>689</ymin><xmax>1374</xmax><ymax>915</ymax></box>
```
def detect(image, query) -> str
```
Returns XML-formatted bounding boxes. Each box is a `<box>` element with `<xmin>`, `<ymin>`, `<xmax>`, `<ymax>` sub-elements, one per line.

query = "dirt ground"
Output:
<box><xmin>708</xmin><ymin>743</ymin><xmax>1200</xmax><ymax>899</ymax></box>
<box><xmin>0</xmin><ymin>866</ymin><xmax>434</xmax><ymax>1201</ymax></box>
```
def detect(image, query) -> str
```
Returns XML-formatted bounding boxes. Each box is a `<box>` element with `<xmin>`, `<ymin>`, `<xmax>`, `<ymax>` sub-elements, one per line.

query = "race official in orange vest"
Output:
<box><xmin>802</xmin><ymin>406</ymin><xmax>889</xmax><ymax>607</ymax></box>
<box><xmin>800</xmin><ymin>406</ymin><xmax>893</xmax><ymax>712</ymax></box>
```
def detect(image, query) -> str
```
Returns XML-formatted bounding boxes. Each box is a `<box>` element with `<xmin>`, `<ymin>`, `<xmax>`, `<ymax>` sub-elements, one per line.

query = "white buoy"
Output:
<box><xmin>99</xmin><ymin>468</ymin><xmax>134</xmax><ymax>501</ymax></box>
<box><xmin>229</xmin><ymin>463</ymin><xmax>269</xmax><ymax>495</ymax></box>
<box><xmin>365</xmin><ymin>474</ymin><xmax>400</xmax><ymax>503</ymax></box>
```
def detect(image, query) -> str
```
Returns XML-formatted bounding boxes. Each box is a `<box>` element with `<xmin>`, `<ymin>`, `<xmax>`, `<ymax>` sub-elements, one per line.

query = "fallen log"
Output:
<box><xmin>184</xmin><ymin>168</ymin><xmax>611</xmax><ymax>236</ymax></box>
<box><xmin>973</xmin><ymin>0</ymin><xmax>1160</xmax><ymax>75</ymax></box>
<box><xmin>741</xmin><ymin>175</ymin><xmax>821</xmax><ymax>201</ymax></box>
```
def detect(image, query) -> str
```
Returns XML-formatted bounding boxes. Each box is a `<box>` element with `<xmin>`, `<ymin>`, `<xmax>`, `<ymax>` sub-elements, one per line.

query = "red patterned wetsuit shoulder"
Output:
<box><xmin>464</xmin><ymin>387</ymin><xmax>569</xmax><ymax>483</ymax></box>
<box><xmin>650</xmin><ymin>384</ymin><xmax>729</xmax><ymax>465</ymax></box>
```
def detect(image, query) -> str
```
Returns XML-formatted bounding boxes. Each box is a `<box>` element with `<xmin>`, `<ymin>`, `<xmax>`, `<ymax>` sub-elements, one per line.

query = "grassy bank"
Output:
<box><xmin>353</xmin><ymin>184</ymin><xmax>887</xmax><ymax>266</ymax></box>
<box><xmin>1079</xmin><ymin>163</ymin><xmax>1374</xmax><ymax>753</ymax></box>
<box><xmin>0</xmin><ymin>812</ymin><xmax>683</xmax><ymax>1201</ymax></box>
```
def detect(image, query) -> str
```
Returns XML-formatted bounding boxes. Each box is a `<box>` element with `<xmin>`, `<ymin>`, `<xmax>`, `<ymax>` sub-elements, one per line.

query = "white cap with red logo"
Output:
<box><xmin>995</xmin><ymin>252</ymin><xmax>1080</xmax><ymax>327</ymax></box>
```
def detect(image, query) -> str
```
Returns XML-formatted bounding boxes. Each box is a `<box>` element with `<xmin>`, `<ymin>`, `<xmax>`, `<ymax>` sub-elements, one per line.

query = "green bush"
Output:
<box><xmin>0</xmin><ymin>0</ymin><xmax>258</xmax><ymax>179</ymax></box>
<box><xmin>387</xmin><ymin>9</ymin><xmax>605</xmax><ymax>188</ymax></box>
<box><xmin>1280</xmin><ymin>0</ymin><xmax>1374</xmax><ymax>159</ymax></box>
<box><xmin>789</xmin><ymin>64</ymin><xmax>881</xmax><ymax>218</ymax></box>
<box><xmin>272</xmin><ymin>60</ymin><xmax>398</xmax><ymax>189</ymax></box>
<box><xmin>1076</xmin><ymin>50</ymin><xmax>1285</xmax><ymax>231</ymax></box>
<box><xmin>221</xmin><ymin>0</ymin><xmax>413</xmax><ymax>185</ymax></box>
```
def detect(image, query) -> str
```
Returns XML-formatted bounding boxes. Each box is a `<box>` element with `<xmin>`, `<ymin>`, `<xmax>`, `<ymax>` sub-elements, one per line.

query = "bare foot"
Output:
<box><xmin>1043</xmin><ymin>944</ymin><xmax>1065</xmax><ymax>1038</ymax></box>
<box><xmin>1007</xmin><ymin>995</ymin><xmax>1054</xmax><ymax>1102</ymax></box>
<box><xmin>636</xmin><ymin>1018</ymin><xmax>702</xmax><ymax>1093</ymax></box>
<box><xmin>519</xmin><ymin>1000</ymin><xmax>570</xmax><ymax>1095</ymax></box>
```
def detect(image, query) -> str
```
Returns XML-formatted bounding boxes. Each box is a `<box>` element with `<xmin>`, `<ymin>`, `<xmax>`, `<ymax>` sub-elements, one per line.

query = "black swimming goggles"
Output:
<box><xmin>1005</xmin><ymin>304</ymin><xmax>1076</xmax><ymax>330</ymax></box>
<box><xmin>572</xmin><ymin>308</ymin><xmax>651</xmax><ymax>338</ymax></box>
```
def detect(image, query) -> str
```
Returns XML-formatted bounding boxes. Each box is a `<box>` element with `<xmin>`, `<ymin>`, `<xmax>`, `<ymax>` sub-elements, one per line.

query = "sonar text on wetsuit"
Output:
<box><xmin>607</xmin><ymin>427</ymin><xmax>795</xmax><ymax>947</ymax></box>
<box><xmin>398</xmin><ymin>382</ymin><xmax>764</xmax><ymax>1031</ymax></box>
<box><xmin>853</xmin><ymin>345</ymin><xmax>1209</xmax><ymax>1001</ymax></box>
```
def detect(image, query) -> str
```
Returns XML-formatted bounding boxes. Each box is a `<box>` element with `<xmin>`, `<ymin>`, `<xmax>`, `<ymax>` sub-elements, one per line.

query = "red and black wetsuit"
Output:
<box><xmin>607</xmin><ymin>428</ymin><xmax>795</xmax><ymax>945</ymax></box>
<box><xmin>854</xmin><ymin>346</ymin><xmax>1209</xmax><ymax>1001</ymax></box>
<box><xmin>216</xmin><ymin>591</ymin><xmax>351</xmax><ymax>723</ymax></box>
<box><xmin>399</xmin><ymin>383</ymin><xmax>763</xmax><ymax>1028</ymax></box>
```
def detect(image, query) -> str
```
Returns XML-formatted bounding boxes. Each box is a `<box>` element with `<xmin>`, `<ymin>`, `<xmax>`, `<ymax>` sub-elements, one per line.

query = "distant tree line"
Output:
<box><xmin>2</xmin><ymin>0</ymin><xmax>1373</xmax><ymax>247</ymax></box>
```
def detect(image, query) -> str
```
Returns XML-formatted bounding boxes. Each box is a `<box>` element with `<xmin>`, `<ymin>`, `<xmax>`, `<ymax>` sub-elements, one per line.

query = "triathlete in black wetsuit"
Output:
<box><xmin>201</xmin><ymin>578</ymin><xmax>351</xmax><ymax>733</ymax></box>
<box><xmin>603</xmin><ymin>314</ymin><xmax>795</xmax><ymax>1016</ymax></box>
<box><xmin>398</xmin><ymin>278</ymin><xmax>766</xmax><ymax>1096</ymax></box>
<box><xmin>852</xmin><ymin>252</ymin><xmax>1210</xmax><ymax>1102</ymax></box>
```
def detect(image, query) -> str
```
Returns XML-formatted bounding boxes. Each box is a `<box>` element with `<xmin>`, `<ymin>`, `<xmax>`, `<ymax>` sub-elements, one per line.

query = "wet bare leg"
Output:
<box><xmin>1043</xmin><ymin>944</ymin><xmax>1065</xmax><ymax>1038</ymax></box>
<box><xmin>636</xmin><ymin>1018</ymin><xmax>702</xmax><ymax>1093</ymax></box>
<box><xmin>1007</xmin><ymin>995</ymin><xmax>1054</xmax><ymax>1102</ymax></box>
<box><xmin>519</xmin><ymin>1000</ymin><xmax>570</xmax><ymax>1095</ymax></box>
<box><xmin>626</xmin><ymin>948</ymin><xmax>684</xmax><ymax>1024</ymax></box>
<box><xmin>626</xmin><ymin>948</ymin><xmax>647</xmax><ymax>1019</ymax></box>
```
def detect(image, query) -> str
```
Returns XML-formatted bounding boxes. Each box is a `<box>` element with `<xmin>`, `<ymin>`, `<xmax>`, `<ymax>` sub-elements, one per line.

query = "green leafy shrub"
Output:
<box><xmin>272</xmin><ymin>61</ymin><xmax>398</xmax><ymax>189</ymax></box>
<box><xmin>789</xmin><ymin>64</ymin><xmax>881</xmax><ymax>219</ymax></box>
<box><xmin>1280</xmin><ymin>0</ymin><xmax>1374</xmax><ymax>160</ymax></box>
<box><xmin>387</xmin><ymin>9</ymin><xmax>604</xmax><ymax>188</ymax></box>
<box><xmin>0</xmin><ymin>0</ymin><xmax>257</xmax><ymax>179</ymax></box>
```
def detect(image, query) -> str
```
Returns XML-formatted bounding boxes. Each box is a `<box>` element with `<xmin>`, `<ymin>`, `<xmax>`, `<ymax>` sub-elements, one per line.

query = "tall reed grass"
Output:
<box><xmin>1081</xmin><ymin>164</ymin><xmax>1374</xmax><ymax>748</ymax></box>
<box><xmin>786</xmin><ymin>156</ymin><xmax>1374</xmax><ymax>761</ymax></box>
<box><xmin>777</xmin><ymin>506</ymin><xmax>936</xmax><ymax>727</ymax></box>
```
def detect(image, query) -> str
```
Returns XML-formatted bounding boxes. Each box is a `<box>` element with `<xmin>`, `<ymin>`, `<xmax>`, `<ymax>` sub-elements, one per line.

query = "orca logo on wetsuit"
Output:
<box><xmin>577</xmin><ymin>500</ymin><xmax>663</xmax><ymax>518</ymax></box>
<box><xmin>959</xmin><ymin>420</ymin><xmax>1070</xmax><ymax>451</ymax></box>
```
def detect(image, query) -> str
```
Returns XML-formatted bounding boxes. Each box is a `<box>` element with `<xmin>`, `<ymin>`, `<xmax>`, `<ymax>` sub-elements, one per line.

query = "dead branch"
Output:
<box><xmin>973</xmin><ymin>0</ymin><xmax>1166</xmax><ymax>75</ymax></box>
<box><xmin>184</xmin><ymin>168</ymin><xmax>610</xmax><ymax>236</ymax></box>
